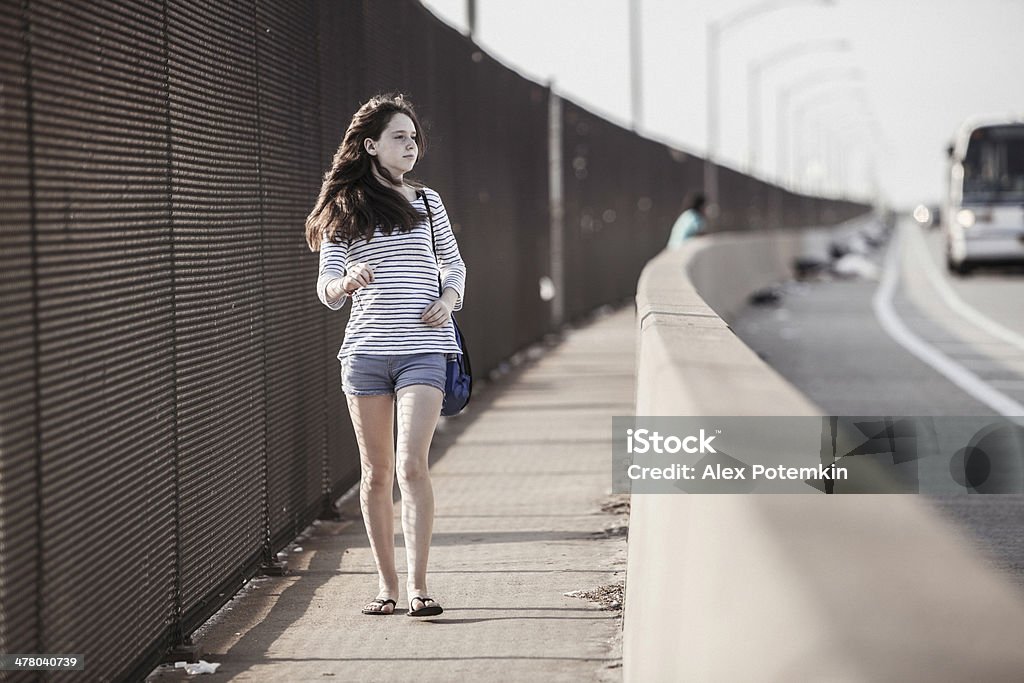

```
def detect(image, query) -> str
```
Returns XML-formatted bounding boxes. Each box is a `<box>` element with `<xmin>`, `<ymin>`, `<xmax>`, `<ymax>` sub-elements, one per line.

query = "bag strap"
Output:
<box><xmin>418</xmin><ymin>189</ymin><xmax>444</xmax><ymax>297</ymax></box>
<box><xmin>419</xmin><ymin>189</ymin><xmax>437</xmax><ymax>253</ymax></box>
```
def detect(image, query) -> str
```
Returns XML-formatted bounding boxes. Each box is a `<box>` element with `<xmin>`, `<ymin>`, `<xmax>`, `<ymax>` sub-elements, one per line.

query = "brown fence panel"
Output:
<box><xmin>0</xmin><ymin>3</ymin><xmax>41</xmax><ymax>681</ymax></box>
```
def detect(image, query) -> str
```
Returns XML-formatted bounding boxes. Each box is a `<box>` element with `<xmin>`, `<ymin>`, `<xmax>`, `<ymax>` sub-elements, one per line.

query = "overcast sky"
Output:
<box><xmin>420</xmin><ymin>0</ymin><xmax>1024</xmax><ymax>208</ymax></box>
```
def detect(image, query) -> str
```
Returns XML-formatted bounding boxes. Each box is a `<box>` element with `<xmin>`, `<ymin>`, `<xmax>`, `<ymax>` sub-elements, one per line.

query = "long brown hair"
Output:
<box><xmin>305</xmin><ymin>93</ymin><xmax>428</xmax><ymax>251</ymax></box>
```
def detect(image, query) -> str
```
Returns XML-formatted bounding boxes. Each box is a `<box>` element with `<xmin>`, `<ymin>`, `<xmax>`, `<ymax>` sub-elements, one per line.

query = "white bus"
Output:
<box><xmin>944</xmin><ymin>115</ymin><xmax>1024</xmax><ymax>274</ymax></box>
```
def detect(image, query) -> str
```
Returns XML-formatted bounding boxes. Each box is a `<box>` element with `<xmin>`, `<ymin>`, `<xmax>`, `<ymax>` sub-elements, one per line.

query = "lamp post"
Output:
<box><xmin>747</xmin><ymin>39</ymin><xmax>849</xmax><ymax>174</ymax></box>
<box><xmin>466</xmin><ymin>0</ymin><xmax>476</xmax><ymax>37</ymax></box>
<box><xmin>797</xmin><ymin>86</ymin><xmax>885</xmax><ymax>197</ymax></box>
<box><xmin>775</xmin><ymin>66</ymin><xmax>862</xmax><ymax>188</ymax></box>
<box><xmin>705</xmin><ymin>0</ymin><xmax>835</xmax><ymax>220</ymax></box>
<box><xmin>630</xmin><ymin>0</ymin><xmax>643</xmax><ymax>130</ymax></box>
<box><xmin>828</xmin><ymin>115</ymin><xmax>885</xmax><ymax>199</ymax></box>
<box><xmin>791</xmin><ymin>85</ymin><xmax>866</xmax><ymax>191</ymax></box>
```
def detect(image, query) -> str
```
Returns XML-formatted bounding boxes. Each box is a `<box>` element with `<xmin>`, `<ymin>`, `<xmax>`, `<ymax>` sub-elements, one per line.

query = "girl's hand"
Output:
<box><xmin>421</xmin><ymin>298</ymin><xmax>453</xmax><ymax>327</ymax></box>
<box><xmin>342</xmin><ymin>262</ymin><xmax>375</xmax><ymax>294</ymax></box>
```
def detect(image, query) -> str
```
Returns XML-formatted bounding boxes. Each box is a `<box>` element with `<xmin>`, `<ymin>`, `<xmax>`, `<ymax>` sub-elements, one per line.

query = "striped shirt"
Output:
<box><xmin>316</xmin><ymin>187</ymin><xmax>467</xmax><ymax>360</ymax></box>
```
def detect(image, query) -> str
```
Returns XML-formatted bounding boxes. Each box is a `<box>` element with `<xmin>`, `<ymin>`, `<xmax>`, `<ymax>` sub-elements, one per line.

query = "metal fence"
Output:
<box><xmin>559</xmin><ymin>101</ymin><xmax>868</xmax><ymax>321</ymax></box>
<box><xmin>0</xmin><ymin>1</ymin><xmax>869</xmax><ymax>680</ymax></box>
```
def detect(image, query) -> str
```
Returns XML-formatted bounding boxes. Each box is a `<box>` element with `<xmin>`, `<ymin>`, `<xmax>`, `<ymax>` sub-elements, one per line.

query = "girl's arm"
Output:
<box><xmin>316</xmin><ymin>237</ymin><xmax>349</xmax><ymax>310</ymax></box>
<box><xmin>429</xmin><ymin>190</ymin><xmax>467</xmax><ymax>311</ymax></box>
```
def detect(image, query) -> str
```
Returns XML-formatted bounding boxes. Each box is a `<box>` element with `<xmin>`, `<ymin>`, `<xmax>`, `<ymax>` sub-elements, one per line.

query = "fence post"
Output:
<box><xmin>548</xmin><ymin>83</ymin><xmax>564</xmax><ymax>329</ymax></box>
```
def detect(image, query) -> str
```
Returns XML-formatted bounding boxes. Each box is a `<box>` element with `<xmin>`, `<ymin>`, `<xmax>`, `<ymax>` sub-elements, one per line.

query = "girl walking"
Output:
<box><xmin>305</xmin><ymin>94</ymin><xmax>466</xmax><ymax>617</ymax></box>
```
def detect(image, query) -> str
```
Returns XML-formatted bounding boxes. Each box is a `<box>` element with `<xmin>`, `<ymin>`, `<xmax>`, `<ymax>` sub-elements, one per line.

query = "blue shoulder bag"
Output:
<box><xmin>420</xmin><ymin>190</ymin><xmax>472</xmax><ymax>416</ymax></box>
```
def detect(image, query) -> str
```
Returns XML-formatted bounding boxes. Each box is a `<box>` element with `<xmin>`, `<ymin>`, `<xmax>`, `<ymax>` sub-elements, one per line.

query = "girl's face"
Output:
<box><xmin>365</xmin><ymin>113</ymin><xmax>418</xmax><ymax>181</ymax></box>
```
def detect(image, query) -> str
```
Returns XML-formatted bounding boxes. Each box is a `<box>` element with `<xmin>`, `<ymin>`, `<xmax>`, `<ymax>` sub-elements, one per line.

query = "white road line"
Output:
<box><xmin>872</xmin><ymin>223</ymin><xmax>1024</xmax><ymax>417</ymax></box>
<box><xmin>904</xmin><ymin>222</ymin><xmax>1024</xmax><ymax>353</ymax></box>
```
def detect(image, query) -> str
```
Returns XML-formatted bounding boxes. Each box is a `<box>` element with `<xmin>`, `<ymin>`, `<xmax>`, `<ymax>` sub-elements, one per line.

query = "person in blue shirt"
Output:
<box><xmin>667</xmin><ymin>192</ymin><xmax>707</xmax><ymax>249</ymax></box>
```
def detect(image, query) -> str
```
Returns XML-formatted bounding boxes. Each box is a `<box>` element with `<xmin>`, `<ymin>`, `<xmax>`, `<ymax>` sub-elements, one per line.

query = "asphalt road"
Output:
<box><xmin>731</xmin><ymin>217</ymin><xmax>1024</xmax><ymax>593</ymax></box>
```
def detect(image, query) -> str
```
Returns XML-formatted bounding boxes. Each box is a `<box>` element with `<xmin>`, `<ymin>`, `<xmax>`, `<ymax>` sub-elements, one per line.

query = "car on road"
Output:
<box><xmin>944</xmin><ymin>115</ymin><xmax>1024</xmax><ymax>274</ymax></box>
<box><xmin>913</xmin><ymin>204</ymin><xmax>941</xmax><ymax>228</ymax></box>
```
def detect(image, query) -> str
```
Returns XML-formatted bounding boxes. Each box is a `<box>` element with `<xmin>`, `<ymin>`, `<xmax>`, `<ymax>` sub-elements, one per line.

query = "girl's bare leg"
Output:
<box><xmin>395</xmin><ymin>384</ymin><xmax>444</xmax><ymax>611</ymax></box>
<box><xmin>347</xmin><ymin>393</ymin><xmax>398</xmax><ymax>613</ymax></box>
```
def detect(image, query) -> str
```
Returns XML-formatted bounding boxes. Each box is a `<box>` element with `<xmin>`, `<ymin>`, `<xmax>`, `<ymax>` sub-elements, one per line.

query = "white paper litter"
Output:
<box><xmin>832</xmin><ymin>253</ymin><xmax>880</xmax><ymax>280</ymax></box>
<box><xmin>845</xmin><ymin>233</ymin><xmax>871</xmax><ymax>255</ymax></box>
<box><xmin>174</xmin><ymin>659</ymin><xmax>221</xmax><ymax>675</ymax></box>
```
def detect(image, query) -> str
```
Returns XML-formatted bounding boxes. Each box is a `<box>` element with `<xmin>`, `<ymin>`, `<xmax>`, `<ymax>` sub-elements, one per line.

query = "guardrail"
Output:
<box><xmin>625</xmin><ymin>220</ymin><xmax>1024</xmax><ymax>681</ymax></box>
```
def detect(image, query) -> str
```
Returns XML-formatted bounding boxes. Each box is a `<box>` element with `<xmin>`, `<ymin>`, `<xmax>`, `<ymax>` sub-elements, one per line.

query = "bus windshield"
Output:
<box><xmin>962</xmin><ymin>124</ymin><xmax>1024</xmax><ymax>203</ymax></box>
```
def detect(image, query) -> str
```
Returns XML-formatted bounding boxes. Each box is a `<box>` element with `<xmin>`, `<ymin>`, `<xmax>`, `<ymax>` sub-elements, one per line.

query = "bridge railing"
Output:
<box><xmin>626</xmin><ymin>219</ymin><xmax>1024</xmax><ymax>681</ymax></box>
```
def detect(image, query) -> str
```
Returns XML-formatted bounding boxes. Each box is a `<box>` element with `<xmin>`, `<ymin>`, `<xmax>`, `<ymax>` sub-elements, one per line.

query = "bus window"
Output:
<box><xmin>962</xmin><ymin>125</ymin><xmax>1024</xmax><ymax>203</ymax></box>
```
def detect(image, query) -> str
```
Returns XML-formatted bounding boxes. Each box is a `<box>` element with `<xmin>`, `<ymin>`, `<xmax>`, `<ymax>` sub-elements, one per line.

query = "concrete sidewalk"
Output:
<box><xmin>147</xmin><ymin>305</ymin><xmax>634</xmax><ymax>683</ymax></box>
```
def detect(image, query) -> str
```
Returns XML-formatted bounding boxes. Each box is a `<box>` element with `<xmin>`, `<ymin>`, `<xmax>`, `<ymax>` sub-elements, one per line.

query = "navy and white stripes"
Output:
<box><xmin>316</xmin><ymin>187</ymin><xmax>467</xmax><ymax>360</ymax></box>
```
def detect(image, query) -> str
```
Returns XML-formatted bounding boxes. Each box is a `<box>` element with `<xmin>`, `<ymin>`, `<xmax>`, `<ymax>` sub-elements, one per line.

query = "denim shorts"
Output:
<box><xmin>340</xmin><ymin>352</ymin><xmax>446</xmax><ymax>397</ymax></box>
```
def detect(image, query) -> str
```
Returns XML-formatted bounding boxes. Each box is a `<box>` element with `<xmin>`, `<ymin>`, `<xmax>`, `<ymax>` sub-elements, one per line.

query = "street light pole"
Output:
<box><xmin>466</xmin><ymin>0</ymin><xmax>476</xmax><ymax>38</ymax></box>
<box><xmin>791</xmin><ymin>89</ymin><xmax>870</xmax><ymax>193</ymax></box>
<box><xmin>775</xmin><ymin>67</ymin><xmax>863</xmax><ymax>187</ymax></box>
<box><xmin>630</xmin><ymin>0</ymin><xmax>643</xmax><ymax>130</ymax></box>
<box><xmin>704</xmin><ymin>0</ymin><xmax>835</xmax><ymax>221</ymax></box>
<box><xmin>746</xmin><ymin>39</ymin><xmax>849</xmax><ymax>174</ymax></box>
<box><xmin>831</xmin><ymin>116</ymin><xmax>885</xmax><ymax>198</ymax></box>
<box><xmin>705</xmin><ymin>23</ymin><xmax>720</xmax><ymax>216</ymax></box>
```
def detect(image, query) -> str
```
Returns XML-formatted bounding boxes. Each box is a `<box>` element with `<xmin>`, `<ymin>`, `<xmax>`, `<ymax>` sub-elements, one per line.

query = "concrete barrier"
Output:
<box><xmin>624</xmin><ymin>224</ymin><xmax>1024</xmax><ymax>682</ymax></box>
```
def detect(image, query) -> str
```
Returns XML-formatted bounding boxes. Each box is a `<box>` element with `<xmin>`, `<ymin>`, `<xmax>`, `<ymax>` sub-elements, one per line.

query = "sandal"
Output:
<box><xmin>361</xmin><ymin>598</ymin><xmax>396</xmax><ymax>615</ymax></box>
<box><xmin>407</xmin><ymin>595</ymin><xmax>443</xmax><ymax>617</ymax></box>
